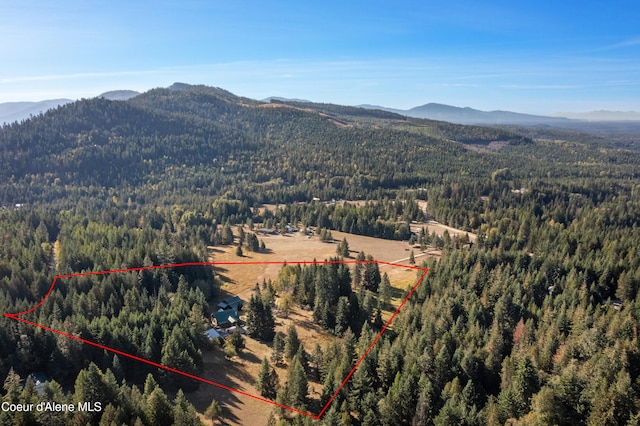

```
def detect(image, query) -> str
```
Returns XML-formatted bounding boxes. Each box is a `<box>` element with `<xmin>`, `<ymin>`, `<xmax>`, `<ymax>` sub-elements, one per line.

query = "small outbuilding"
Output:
<box><xmin>217</xmin><ymin>295</ymin><xmax>244</xmax><ymax>311</ymax></box>
<box><xmin>204</xmin><ymin>328</ymin><xmax>222</xmax><ymax>340</ymax></box>
<box><xmin>26</xmin><ymin>372</ymin><xmax>50</xmax><ymax>395</ymax></box>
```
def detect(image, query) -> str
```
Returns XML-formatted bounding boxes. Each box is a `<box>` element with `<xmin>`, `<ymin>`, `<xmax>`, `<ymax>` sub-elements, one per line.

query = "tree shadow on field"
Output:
<box><xmin>239</xmin><ymin>350</ymin><xmax>261</xmax><ymax>366</ymax></box>
<box><xmin>186</xmin><ymin>348</ymin><xmax>252</xmax><ymax>424</ymax></box>
<box><xmin>390</xmin><ymin>286</ymin><xmax>406</xmax><ymax>302</ymax></box>
<box><xmin>216</xmin><ymin>273</ymin><xmax>235</xmax><ymax>284</ymax></box>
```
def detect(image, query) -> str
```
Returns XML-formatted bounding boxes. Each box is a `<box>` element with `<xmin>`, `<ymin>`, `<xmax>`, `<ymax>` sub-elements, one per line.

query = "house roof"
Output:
<box><xmin>217</xmin><ymin>295</ymin><xmax>244</xmax><ymax>310</ymax></box>
<box><xmin>212</xmin><ymin>309</ymin><xmax>239</xmax><ymax>326</ymax></box>
<box><xmin>204</xmin><ymin>328</ymin><xmax>222</xmax><ymax>339</ymax></box>
<box><xmin>26</xmin><ymin>372</ymin><xmax>50</xmax><ymax>395</ymax></box>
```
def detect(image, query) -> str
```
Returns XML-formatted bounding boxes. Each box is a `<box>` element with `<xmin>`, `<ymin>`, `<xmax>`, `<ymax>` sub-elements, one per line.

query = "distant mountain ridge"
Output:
<box><xmin>358</xmin><ymin>102</ymin><xmax>573</xmax><ymax>125</ymax></box>
<box><xmin>0</xmin><ymin>89</ymin><xmax>140</xmax><ymax>125</ymax></box>
<box><xmin>98</xmin><ymin>90</ymin><xmax>140</xmax><ymax>101</ymax></box>
<box><xmin>551</xmin><ymin>110</ymin><xmax>640</xmax><ymax>121</ymax></box>
<box><xmin>5</xmin><ymin>84</ymin><xmax>638</xmax><ymax>127</ymax></box>
<box><xmin>0</xmin><ymin>82</ymin><xmax>534</xmax><ymax>204</ymax></box>
<box><xmin>0</xmin><ymin>99</ymin><xmax>73</xmax><ymax>125</ymax></box>
<box><xmin>262</xmin><ymin>96</ymin><xmax>313</xmax><ymax>103</ymax></box>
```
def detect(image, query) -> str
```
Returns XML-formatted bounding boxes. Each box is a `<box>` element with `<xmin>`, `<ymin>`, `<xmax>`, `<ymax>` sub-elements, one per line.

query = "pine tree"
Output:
<box><xmin>204</xmin><ymin>399</ymin><xmax>222</xmax><ymax>422</ymax></box>
<box><xmin>246</xmin><ymin>233</ymin><xmax>260</xmax><ymax>252</ymax></box>
<box><xmin>237</xmin><ymin>225</ymin><xmax>245</xmax><ymax>245</ymax></box>
<box><xmin>319</xmin><ymin>228</ymin><xmax>333</xmax><ymax>242</ymax></box>
<box><xmin>310</xmin><ymin>343</ymin><xmax>323</xmax><ymax>381</ymax></box>
<box><xmin>172</xmin><ymin>389</ymin><xmax>201</xmax><ymax>426</ymax></box>
<box><xmin>262</xmin><ymin>301</ymin><xmax>276</xmax><ymax>342</ymax></box>
<box><xmin>221</xmin><ymin>222</ymin><xmax>234</xmax><ymax>245</ymax></box>
<box><xmin>334</xmin><ymin>297</ymin><xmax>350</xmax><ymax>336</ymax></box>
<box><xmin>348</xmin><ymin>358</ymin><xmax>373</xmax><ymax>414</ymax></box>
<box><xmin>247</xmin><ymin>292</ymin><xmax>275</xmax><ymax>341</ymax></box>
<box><xmin>353</xmin><ymin>252</ymin><xmax>366</xmax><ymax>287</ymax></box>
<box><xmin>256</xmin><ymin>357</ymin><xmax>279</xmax><ymax>400</ymax></box>
<box><xmin>320</xmin><ymin>370</ymin><xmax>337</xmax><ymax>408</ymax></box>
<box><xmin>322</xmin><ymin>405</ymin><xmax>341</xmax><ymax>426</ymax></box>
<box><xmin>363</xmin><ymin>256</ymin><xmax>381</xmax><ymax>292</ymax></box>
<box><xmin>228</xmin><ymin>327</ymin><xmax>245</xmax><ymax>353</ymax></box>
<box><xmin>143</xmin><ymin>374</ymin><xmax>159</xmax><ymax>397</ymax></box>
<box><xmin>511</xmin><ymin>356</ymin><xmax>540</xmax><ymax>417</ymax></box>
<box><xmin>379</xmin><ymin>272</ymin><xmax>392</xmax><ymax>309</ymax></box>
<box><xmin>285</xmin><ymin>354</ymin><xmax>308</xmax><ymax>409</ymax></box>
<box><xmin>271</xmin><ymin>332</ymin><xmax>285</xmax><ymax>365</ymax></box>
<box><xmin>145</xmin><ymin>387</ymin><xmax>174</xmax><ymax>426</ymax></box>
<box><xmin>337</xmin><ymin>238</ymin><xmax>349</xmax><ymax>257</ymax></box>
<box><xmin>337</xmin><ymin>263</ymin><xmax>352</xmax><ymax>297</ymax></box>
<box><xmin>339</xmin><ymin>400</ymin><xmax>353</xmax><ymax>426</ymax></box>
<box><xmin>295</xmin><ymin>344</ymin><xmax>310</xmax><ymax>376</ymax></box>
<box><xmin>247</xmin><ymin>293</ymin><xmax>263</xmax><ymax>338</ymax></box>
<box><xmin>3</xmin><ymin>368</ymin><xmax>21</xmax><ymax>402</ymax></box>
<box><xmin>223</xmin><ymin>340</ymin><xmax>237</xmax><ymax>359</ymax></box>
<box><xmin>284</xmin><ymin>325</ymin><xmax>301</xmax><ymax>361</ymax></box>
<box><xmin>73</xmin><ymin>363</ymin><xmax>117</xmax><ymax>418</ymax></box>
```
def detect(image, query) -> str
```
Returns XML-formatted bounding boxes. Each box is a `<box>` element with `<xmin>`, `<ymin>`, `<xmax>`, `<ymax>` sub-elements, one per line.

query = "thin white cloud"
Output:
<box><xmin>0</xmin><ymin>70</ymin><xmax>163</xmax><ymax>84</ymax></box>
<box><xmin>592</xmin><ymin>36</ymin><xmax>640</xmax><ymax>52</ymax></box>
<box><xmin>501</xmin><ymin>84</ymin><xmax>581</xmax><ymax>90</ymax></box>
<box><xmin>434</xmin><ymin>83</ymin><xmax>479</xmax><ymax>88</ymax></box>
<box><xmin>611</xmin><ymin>37</ymin><xmax>640</xmax><ymax>48</ymax></box>
<box><xmin>606</xmin><ymin>80</ymin><xmax>640</xmax><ymax>86</ymax></box>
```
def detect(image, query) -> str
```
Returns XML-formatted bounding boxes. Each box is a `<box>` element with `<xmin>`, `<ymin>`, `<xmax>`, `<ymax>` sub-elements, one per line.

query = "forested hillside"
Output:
<box><xmin>1</xmin><ymin>83</ymin><xmax>639</xmax><ymax>425</ymax></box>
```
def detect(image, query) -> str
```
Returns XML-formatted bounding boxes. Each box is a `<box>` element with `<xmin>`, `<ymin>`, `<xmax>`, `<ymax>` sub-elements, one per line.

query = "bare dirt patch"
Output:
<box><xmin>414</xmin><ymin>201</ymin><xmax>477</xmax><ymax>243</ymax></box>
<box><xmin>463</xmin><ymin>141</ymin><xmax>510</xmax><ymax>152</ymax></box>
<box><xmin>414</xmin><ymin>221</ymin><xmax>477</xmax><ymax>243</ymax></box>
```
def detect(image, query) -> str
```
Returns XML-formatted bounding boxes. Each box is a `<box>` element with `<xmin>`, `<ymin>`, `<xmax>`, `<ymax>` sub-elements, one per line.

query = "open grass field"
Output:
<box><xmin>185</xmin><ymin>229</ymin><xmax>432</xmax><ymax>425</ymax></box>
<box><xmin>210</xmin><ymin>228</ymin><xmax>428</xmax><ymax>303</ymax></box>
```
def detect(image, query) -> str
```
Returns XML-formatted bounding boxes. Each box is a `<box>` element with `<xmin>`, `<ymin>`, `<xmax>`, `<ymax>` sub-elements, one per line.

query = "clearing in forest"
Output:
<box><xmin>3</xmin><ymin>259</ymin><xmax>428</xmax><ymax>420</ymax></box>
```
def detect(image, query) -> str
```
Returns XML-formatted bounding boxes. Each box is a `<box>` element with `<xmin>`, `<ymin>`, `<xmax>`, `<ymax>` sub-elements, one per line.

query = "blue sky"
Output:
<box><xmin>1</xmin><ymin>0</ymin><xmax>639</xmax><ymax>114</ymax></box>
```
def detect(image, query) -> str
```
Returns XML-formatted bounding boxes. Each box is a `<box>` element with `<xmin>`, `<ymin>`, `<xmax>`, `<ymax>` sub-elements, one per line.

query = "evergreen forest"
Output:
<box><xmin>1</xmin><ymin>83</ymin><xmax>639</xmax><ymax>425</ymax></box>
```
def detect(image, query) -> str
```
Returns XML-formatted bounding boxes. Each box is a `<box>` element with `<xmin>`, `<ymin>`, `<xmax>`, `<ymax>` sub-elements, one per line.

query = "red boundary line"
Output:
<box><xmin>3</xmin><ymin>260</ymin><xmax>428</xmax><ymax>419</ymax></box>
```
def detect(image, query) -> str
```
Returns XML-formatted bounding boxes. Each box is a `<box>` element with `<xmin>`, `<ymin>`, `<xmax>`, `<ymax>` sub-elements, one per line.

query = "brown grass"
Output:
<box><xmin>209</xmin><ymin>228</ymin><xmax>424</xmax><ymax>304</ymax></box>
<box><xmin>187</xmin><ymin>229</ymin><xmax>431</xmax><ymax>425</ymax></box>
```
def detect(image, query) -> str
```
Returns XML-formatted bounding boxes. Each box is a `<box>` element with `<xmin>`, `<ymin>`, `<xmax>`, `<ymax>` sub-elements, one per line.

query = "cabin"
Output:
<box><xmin>25</xmin><ymin>372</ymin><xmax>50</xmax><ymax>395</ymax></box>
<box><xmin>612</xmin><ymin>299</ymin><xmax>623</xmax><ymax>311</ymax></box>
<box><xmin>212</xmin><ymin>309</ymin><xmax>240</xmax><ymax>328</ymax></box>
<box><xmin>217</xmin><ymin>295</ymin><xmax>244</xmax><ymax>311</ymax></box>
<box><xmin>204</xmin><ymin>328</ymin><xmax>222</xmax><ymax>340</ymax></box>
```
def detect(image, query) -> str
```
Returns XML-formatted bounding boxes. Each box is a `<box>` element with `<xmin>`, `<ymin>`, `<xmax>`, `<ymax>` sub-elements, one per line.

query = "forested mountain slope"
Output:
<box><xmin>1</xmin><ymin>84</ymin><xmax>639</xmax><ymax>425</ymax></box>
<box><xmin>0</xmin><ymin>84</ymin><xmax>538</xmax><ymax>206</ymax></box>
